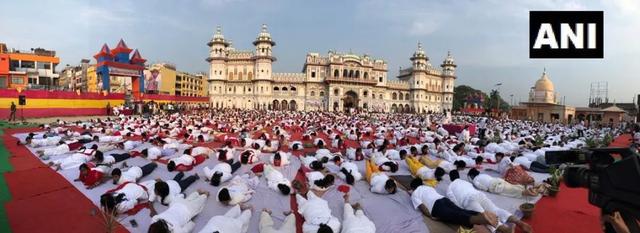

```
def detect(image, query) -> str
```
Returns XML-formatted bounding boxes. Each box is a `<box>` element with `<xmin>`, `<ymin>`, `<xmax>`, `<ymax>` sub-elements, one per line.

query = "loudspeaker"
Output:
<box><xmin>18</xmin><ymin>95</ymin><xmax>26</xmax><ymax>105</ymax></box>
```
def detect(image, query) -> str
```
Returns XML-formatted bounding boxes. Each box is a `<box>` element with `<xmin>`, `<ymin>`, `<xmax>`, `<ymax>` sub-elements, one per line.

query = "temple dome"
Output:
<box><xmin>534</xmin><ymin>71</ymin><xmax>554</xmax><ymax>92</ymax></box>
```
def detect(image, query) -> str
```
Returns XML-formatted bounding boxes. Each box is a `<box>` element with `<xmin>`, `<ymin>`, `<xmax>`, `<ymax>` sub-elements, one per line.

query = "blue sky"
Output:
<box><xmin>1</xmin><ymin>0</ymin><xmax>639</xmax><ymax>106</ymax></box>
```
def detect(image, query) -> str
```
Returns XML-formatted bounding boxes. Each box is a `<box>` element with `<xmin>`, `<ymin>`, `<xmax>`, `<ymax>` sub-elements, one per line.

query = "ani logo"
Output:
<box><xmin>530</xmin><ymin>11</ymin><xmax>603</xmax><ymax>59</ymax></box>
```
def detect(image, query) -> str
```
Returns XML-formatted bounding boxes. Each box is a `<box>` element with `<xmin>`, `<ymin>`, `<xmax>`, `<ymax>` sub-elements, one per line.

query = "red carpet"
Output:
<box><xmin>2</xmin><ymin>127</ymin><xmax>127</xmax><ymax>233</ymax></box>
<box><xmin>518</xmin><ymin>133</ymin><xmax>633</xmax><ymax>233</ymax></box>
<box><xmin>519</xmin><ymin>183</ymin><xmax>600</xmax><ymax>233</ymax></box>
<box><xmin>4</xmin><ymin>168</ymin><xmax>72</xmax><ymax>200</ymax></box>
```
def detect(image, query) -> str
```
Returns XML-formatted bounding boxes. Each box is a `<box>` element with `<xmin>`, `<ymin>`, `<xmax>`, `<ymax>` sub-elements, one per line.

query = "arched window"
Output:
<box><xmin>399</xmin><ymin>93</ymin><xmax>404</xmax><ymax>100</ymax></box>
<box><xmin>248</xmin><ymin>72</ymin><xmax>253</xmax><ymax>79</ymax></box>
<box><xmin>379</xmin><ymin>77</ymin><xmax>383</xmax><ymax>82</ymax></box>
<box><xmin>320</xmin><ymin>91</ymin><xmax>325</xmax><ymax>96</ymax></box>
<box><xmin>372</xmin><ymin>94</ymin><xmax>376</xmax><ymax>99</ymax></box>
<box><xmin>282</xmin><ymin>87</ymin><xmax>288</xmax><ymax>91</ymax></box>
<box><xmin>343</xmin><ymin>69</ymin><xmax>348</xmax><ymax>77</ymax></box>
<box><xmin>334</xmin><ymin>88</ymin><xmax>339</xmax><ymax>96</ymax></box>
<box><xmin>405</xmin><ymin>93</ymin><xmax>410</xmax><ymax>100</ymax></box>
<box><xmin>334</xmin><ymin>70</ymin><xmax>339</xmax><ymax>77</ymax></box>
<box><xmin>274</xmin><ymin>87</ymin><xmax>279</xmax><ymax>91</ymax></box>
<box><xmin>355</xmin><ymin>70</ymin><xmax>360</xmax><ymax>78</ymax></box>
<box><xmin>349</xmin><ymin>70</ymin><xmax>354</xmax><ymax>78</ymax></box>
<box><xmin>291</xmin><ymin>87</ymin><xmax>297</xmax><ymax>91</ymax></box>
<box><xmin>379</xmin><ymin>94</ymin><xmax>383</xmax><ymax>99</ymax></box>
<box><xmin>310</xmin><ymin>91</ymin><xmax>316</xmax><ymax>96</ymax></box>
<box><xmin>392</xmin><ymin>93</ymin><xmax>397</xmax><ymax>100</ymax></box>
<box><xmin>364</xmin><ymin>72</ymin><xmax>369</xmax><ymax>79</ymax></box>
<box><xmin>363</xmin><ymin>91</ymin><xmax>368</xmax><ymax>97</ymax></box>
<box><xmin>238</xmin><ymin>72</ymin><xmax>243</xmax><ymax>80</ymax></box>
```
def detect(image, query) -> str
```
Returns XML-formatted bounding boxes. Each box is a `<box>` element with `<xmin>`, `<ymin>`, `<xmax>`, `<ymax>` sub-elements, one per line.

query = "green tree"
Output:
<box><xmin>453</xmin><ymin>85</ymin><xmax>510</xmax><ymax>112</ymax></box>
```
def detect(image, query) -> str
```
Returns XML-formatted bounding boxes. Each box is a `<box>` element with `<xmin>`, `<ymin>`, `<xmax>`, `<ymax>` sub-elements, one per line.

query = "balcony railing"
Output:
<box><xmin>324</xmin><ymin>77</ymin><xmax>377</xmax><ymax>85</ymax></box>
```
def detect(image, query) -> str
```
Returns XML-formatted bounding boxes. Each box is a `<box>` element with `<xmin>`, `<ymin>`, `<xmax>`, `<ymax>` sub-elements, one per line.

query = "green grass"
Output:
<box><xmin>0</xmin><ymin>121</ymin><xmax>38</xmax><ymax>233</ymax></box>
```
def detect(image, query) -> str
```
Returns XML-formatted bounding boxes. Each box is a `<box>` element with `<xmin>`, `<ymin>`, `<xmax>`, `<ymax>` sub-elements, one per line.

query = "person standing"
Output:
<box><xmin>9</xmin><ymin>102</ymin><xmax>16</xmax><ymax>121</ymax></box>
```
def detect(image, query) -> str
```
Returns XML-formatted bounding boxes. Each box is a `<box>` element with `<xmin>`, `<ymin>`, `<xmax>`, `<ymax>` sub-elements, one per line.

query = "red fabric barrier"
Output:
<box><xmin>0</xmin><ymin>108</ymin><xmax>108</xmax><ymax>118</ymax></box>
<box><xmin>0</xmin><ymin>89</ymin><xmax>124</xmax><ymax>99</ymax></box>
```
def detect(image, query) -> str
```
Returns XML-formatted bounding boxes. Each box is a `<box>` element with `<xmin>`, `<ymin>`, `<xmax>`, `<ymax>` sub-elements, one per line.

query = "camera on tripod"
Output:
<box><xmin>545</xmin><ymin>148</ymin><xmax>640</xmax><ymax>232</ymax></box>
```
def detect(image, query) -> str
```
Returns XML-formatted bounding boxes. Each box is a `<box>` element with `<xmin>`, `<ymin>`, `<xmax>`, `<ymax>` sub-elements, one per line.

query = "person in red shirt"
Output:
<box><xmin>75</xmin><ymin>163</ymin><xmax>111</xmax><ymax>189</ymax></box>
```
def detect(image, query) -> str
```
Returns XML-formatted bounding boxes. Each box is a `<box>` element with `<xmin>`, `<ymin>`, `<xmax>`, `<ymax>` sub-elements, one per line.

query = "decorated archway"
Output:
<box><xmin>272</xmin><ymin>100</ymin><xmax>279</xmax><ymax>110</ymax></box>
<box><xmin>281</xmin><ymin>100</ymin><xmax>288</xmax><ymax>111</ymax></box>
<box><xmin>342</xmin><ymin>90</ymin><xmax>359</xmax><ymax>111</ymax></box>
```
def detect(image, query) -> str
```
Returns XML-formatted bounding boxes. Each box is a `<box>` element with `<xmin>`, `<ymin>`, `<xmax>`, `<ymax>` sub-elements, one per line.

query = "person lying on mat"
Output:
<box><xmin>260</xmin><ymin>208</ymin><xmax>296</xmax><ymax>233</ymax></box>
<box><xmin>467</xmin><ymin>168</ymin><xmax>548</xmax><ymax>198</ymax></box>
<box><xmin>203</xmin><ymin>159</ymin><xmax>242</xmax><ymax>186</ymax></box>
<box><xmin>419</xmin><ymin>154</ymin><xmax>458</xmax><ymax>173</ymax></box>
<box><xmin>341</xmin><ymin>192</ymin><xmax>376</xmax><ymax>233</ymax></box>
<box><xmin>190</xmin><ymin>146</ymin><xmax>215</xmax><ymax>158</ymax></box>
<box><xmin>100</xmin><ymin>182</ymin><xmax>151</xmax><ymax>215</ymax></box>
<box><xmin>495</xmin><ymin>153</ymin><xmax>534</xmax><ymax>186</ymax></box>
<box><xmin>148</xmin><ymin>190</ymin><xmax>210</xmax><ymax>233</ymax></box>
<box><xmin>239</xmin><ymin>149</ymin><xmax>261</xmax><ymax>165</ymax></box>
<box><xmin>47</xmin><ymin>150</ymin><xmax>95</xmax><ymax>171</ymax></box>
<box><xmin>137</xmin><ymin>146</ymin><xmax>174</xmax><ymax>160</ymax></box>
<box><xmin>306</xmin><ymin>171</ymin><xmax>335</xmax><ymax>192</ymax></box>
<box><xmin>409</xmin><ymin>177</ymin><xmax>499</xmax><ymax>230</ymax></box>
<box><xmin>76</xmin><ymin>163</ymin><xmax>111</xmax><ymax>189</ymax></box>
<box><xmin>365</xmin><ymin>158</ymin><xmax>397</xmax><ymax>194</ymax></box>
<box><xmin>215</xmin><ymin>147</ymin><xmax>236</xmax><ymax>161</ymax></box>
<box><xmin>406</xmin><ymin>155</ymin><xmax>446</xmax><ymax>187</ymax></box>
<box><xmin>111</xmin><ymin>162</ymin><xmax>158</xmax><ymax>185</ymax></box>
<box><xmin>447</xmin><ymin>170</ymin><xmax>533</xmax><ymax>233</ymax></box>
<box><xmin>21</xmin><ymin>134</ymin><xmax>61</xmax><ymax>147</ymax></box>
<box><xmin>337</xmin><ymin>161</ymin><xmax>362</xmax><ymax>185</ymax></box>
<box><xmin>264</xmin><ymin>164</ymin><xmax>292</xmax><ymax>195</ymax></box>
<box><xmin>35</xmin><ymin>140</ymin><xmax>85</xmax><ymax>158</ymax></box>
<box><xmin>270</xmin><ymin>151</ymin><xmax>290</xmax><ymax>167</ymax></box>
<box><xmin>144</xmin><ymin>171</ymin><xmax>200</xmax><ymax>211</ymax></box>
<box><xmin>197</xmin><ymin>204</ymin><xmax>253</xmax><ymax>233</ymax></box>
<box><xmin>370</xmin><ymin>152</ymin><xmax>399</xmax><ymax>173</ymax></box>
<box><xmin>166</xmin><ymin>149</ymin><xmax>209</xmax><ymax>172</ymax></box>
<box><xmin>217</xmin><ymin>174</ymin><xmax>258</xmax><ymax>206</ymax></box>
<box><xmin>93</xmin><ymin>151</ymin><xmax>131</xmax><ymax>165</ymax></box>
<box><xmin>295</xmin><ymin>189</ymin><xmax>341</xmax><ymax>233</ymax></box>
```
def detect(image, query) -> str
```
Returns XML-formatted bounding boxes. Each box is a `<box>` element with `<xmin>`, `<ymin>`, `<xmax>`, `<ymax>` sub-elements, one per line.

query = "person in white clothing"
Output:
<box><xmin>270</xmin><ymin>152</ymin><xmax>290</xmax><ymax>167</ymax></box>
<box><xmin>148</xmin><ymin>190</ymin><xmax>209</xmax><ymax>233</ymax></box>
<box><xmin>409</xmin><ymin>177</ymin><xmax>499</xmax><ymax>229</ymax></box>
<box><xmin>259</xmin><ymin>209</ymin><xmax>296</xmax><ymax>233</ymax></box>
<box><xmin>447</xmin><ymin>171</ymin><xmax>532</xmax><ymax>233</ymax></box>
<box><xmin>196</xmin><ymin>204</ymin><xmax>253</xmax><ymax>233</ymax></box>
<box><xmin>100</xmin><ymin>182</ymin><xmax>150</xmax><ymax>215</ymax></box>
<box><xmin>217</xmin><ymin>174</ymin><xmax>258</xmax><ymax>206</ymax></box>
<box><xmin>296</xmin><ymin>191</ymin><xmax>341</xmax><ymax>233</ymax></box>
<box><xmin>203</xmin><ymin>159</ymin><xmax>242</xmax><ymax>186</ymax></box>
<box><xmin>337</xmin><ymin>161</ymin><xmax>362</xmax><ymax>185</ymax></box>
<box><xmin>467</xmin><ymin>168</ymin><xmax>546</xmax><ymax>198</ymax></box>
<box><xmin>47</xmin><ymin>152</ymin><xmax>92</xmax><ymax>171</ymax></box>
<box><xmin>264</xmin><ymin>164</ymin><xmax>292</xmax><ymax>195</ymax></box>
<box><xmin>341</xmin><ymin>193</ymin><xmax>376</xmax><ymax>233</ymax></box>
<box><xmin>110</xmin><ymin>162</ymin><xmax>158</xmax><ymax>185</ymax></box>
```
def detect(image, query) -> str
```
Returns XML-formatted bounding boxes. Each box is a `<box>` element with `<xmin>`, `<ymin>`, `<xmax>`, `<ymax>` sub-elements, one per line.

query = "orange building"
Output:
<box><xmin>0</xmin><ymin>43</ymin><xmax>60</xmax><ymax>90</ymax></box>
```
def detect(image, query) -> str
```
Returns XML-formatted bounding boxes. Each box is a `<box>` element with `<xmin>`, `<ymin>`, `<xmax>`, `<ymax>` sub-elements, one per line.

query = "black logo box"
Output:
<box><xmin>530</xmin><ymin>11</ymin><xmax>603</xmax><ymax>59</ymax></box>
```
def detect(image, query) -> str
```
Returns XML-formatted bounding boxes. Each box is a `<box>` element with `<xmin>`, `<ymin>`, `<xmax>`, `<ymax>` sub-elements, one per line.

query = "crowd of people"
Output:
<box><xmin>18</xmin><ymin>108</ymin><xmax>634</xmax><ymax>233</ymax></box>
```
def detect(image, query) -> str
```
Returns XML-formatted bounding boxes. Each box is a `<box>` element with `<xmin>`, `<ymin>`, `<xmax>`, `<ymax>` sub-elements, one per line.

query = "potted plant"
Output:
<box><xmin>519</xmin><ymin>184</ymin><xmax>535</xmax><ymax>219</ymax></box>
<box><xmin>547</xmin><ymin>167</ymin><xmax>562</xmax><ymax>197</ymax></box>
